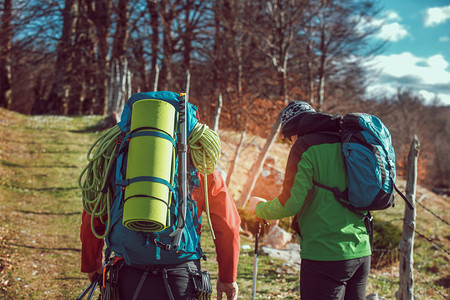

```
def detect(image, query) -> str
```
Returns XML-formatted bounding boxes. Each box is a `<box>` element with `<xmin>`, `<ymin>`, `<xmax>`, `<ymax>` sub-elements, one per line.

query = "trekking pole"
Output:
<box><xmin>252</xmin><ymin>220</ymin><xmax>268</xmax><ymax>300</ymax></box>
<box><xmin>172</xmin><ymin>72</ymin><xmax>190</xmax><ymax>248</ymax></box>
<box><xmin>76</xmin><ymin>273</ymin><xmax>101</xmax><ymax>300</ymax></box>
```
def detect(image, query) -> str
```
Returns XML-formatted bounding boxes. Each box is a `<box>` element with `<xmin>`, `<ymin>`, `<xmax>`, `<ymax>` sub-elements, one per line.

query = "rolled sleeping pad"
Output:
<box><xmin>123</xmin><ymin>99</ymin><xmax>177</xmax><ymax>232</ymax></box>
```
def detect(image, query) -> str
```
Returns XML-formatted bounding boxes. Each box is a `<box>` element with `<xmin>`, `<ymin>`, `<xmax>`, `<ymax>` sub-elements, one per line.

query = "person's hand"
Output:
<box><xmin>88</xmin><ymin>266</ymin><xmax>103</xmax><ymax>282</ymax></box>
<box><xmin>217</xmin><ymin>280</ymin><xmax>238</xmax><ymax>300</ymax></box>
<box><xmin>247</xmin><ymin>196</ymin><xmax>267</xmax><ymax>215</ymax></box>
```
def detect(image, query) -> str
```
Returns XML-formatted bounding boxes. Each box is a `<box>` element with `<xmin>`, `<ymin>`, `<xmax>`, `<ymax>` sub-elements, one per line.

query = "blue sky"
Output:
<box><xmin>365</xmin><ymin>0</ymin><xmax>450</xmax><ymax>105</ymax></box>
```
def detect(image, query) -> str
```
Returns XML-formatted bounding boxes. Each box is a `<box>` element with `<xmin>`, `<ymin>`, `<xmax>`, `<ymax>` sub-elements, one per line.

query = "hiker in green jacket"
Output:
<box><xmin>248</xmin><ymin>101</ymin><xmax>372</xmax><ymax>300</ymax></box>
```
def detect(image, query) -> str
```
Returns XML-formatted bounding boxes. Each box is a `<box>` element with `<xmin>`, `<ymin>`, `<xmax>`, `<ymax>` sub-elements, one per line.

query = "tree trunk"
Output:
<box><xmin>148</xmin><ymin>0</ymin><xmax>159</xmax><ymax>91</ymax></box>
<box><xmin>0</xmin><ymin>0</ymin><xmax>12</xmax><ymax>109</ymax></box>
<box><xmin>107</xmin><ymin>58</ymin><xmax>130</xmax><ymax>120</ymax></box>
<box><xmin>73</xmin><ymin>1</ymin><xmax>96</xmax><ymax>115</ymax></box>
<box><xmin>46</xmin><ymin>0</ymin><xmax>77</xmax><ymax>114</ymax></box>
<box><xmin>112</xmin><ymin>0</ymin><xmax>130</xmax><ymax>61</ymax></box>
<box><xmin>235</xmin><ymin>0</ymin><xmax>243</xmax><ymax>97</ymax></box>
<box><xmin>93</xmin><ymin>0</ymin><xmax>112</xmax><ymax>115</ymax></box>
<box><xmin>212</xmin><ymin>1</ymin><xmax>223</xmax><ymax>120</ymax></box>
<box><xmin>105</xmin><ymin>0</ymin><xmax>130</xmax><ymax>118</ymax></box>
<box><xmin>316</xmin><ymin>12</ymin><xmax>326</xmax><ymax>111</ymax></box>
<box><xmin>153</xmin><ymin>64</ymin><xmax>160</xmax><ymax>92</ymax></box>
<box><xmin>183</xmin><ymin>0</ymin><xmax>192</xmax><ymax>72</ymax></box>
<box><xmin>161</xmin><ymin>1</ymin><xmax>175</xmax><ymax>90</ymax></box>
<box><xmin>237</xmin><ymin>113</ymin><xmax>282</xmax><ymax>208</ymax></box>
<box><xmin>132</xmin><ymin>36</ymin><xmax>148</xmax><ymax>92</ymax></box>
<box><xmin>212</xmin><ymin>93</ymin><xmax>223</xmax><ymax>132</ymax></box>
<box><xmin>398</xmin><ymin>135</ymin><xmax>419</xmax><ymax>300</ymax></box>
<box><xmin>226</xmin><ymin>129</ymin><xmax>245</xmax><ymax>187</ymax></box>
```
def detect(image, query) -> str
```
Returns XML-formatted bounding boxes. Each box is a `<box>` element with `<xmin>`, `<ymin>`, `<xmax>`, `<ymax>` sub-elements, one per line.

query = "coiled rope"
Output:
<box><xmin>79</xmin><ymin>122</ymin><xmax>221</xmax><ymax>241</ymax></box>
<box><xmin>78</xmin><ymin>125</ymin><xmax>121</xmax><ymax>239</ymax></box>
<box><xmin>188</xmin><ymin>122</ymin><xmax>221</xmax><ymax>240</ymax></box>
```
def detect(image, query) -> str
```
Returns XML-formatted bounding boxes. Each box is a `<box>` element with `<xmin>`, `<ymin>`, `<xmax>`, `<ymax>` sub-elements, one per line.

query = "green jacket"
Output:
<box><xmin>255</xmin><ymin>113</ymin><xmax>371</xmax><ymax>261</ymax></box>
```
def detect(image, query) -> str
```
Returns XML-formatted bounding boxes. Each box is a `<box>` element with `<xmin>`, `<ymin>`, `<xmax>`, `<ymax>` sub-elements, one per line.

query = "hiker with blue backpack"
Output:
<box><xmin>248</xmin><ymin>100</ymin><xmax>412</xmax><ymax>299</ymax></box>
<box><xmin>79</xmin><ymin>92</ymin><xmax>240</xmax><ymax>300</ymax></box>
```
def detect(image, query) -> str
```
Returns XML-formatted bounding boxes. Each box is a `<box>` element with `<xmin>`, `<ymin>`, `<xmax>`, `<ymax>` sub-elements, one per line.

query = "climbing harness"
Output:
<box><xmin>76</xmin><ymin>272</ymin><xmax>101</xmax><ymax>300</ymax></box>
<box><xmin>188</xmin><ymin>266</ymin><xmax>213</xmax><ymax>300</ymax></box>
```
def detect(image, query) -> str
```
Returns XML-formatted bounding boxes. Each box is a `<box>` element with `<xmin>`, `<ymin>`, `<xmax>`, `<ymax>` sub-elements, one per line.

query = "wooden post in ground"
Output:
<box><xmin>397</xmin><ymin>135</ymin><xmax>420</xmax><ymax>300</ymax></box>
<box><xmin>212</xmin><ymin>93</ymin><xmax>222</xmax><ymax>132</ymax></box>
<box><xmin>226</xmin><ymin>130</ymin><xmax>246</xmax><ymax>187</ymax></box>
<box><xmin>237</xmin><ymin>113</ymin><xmax>282</xmax><ymax>208</ymax></box>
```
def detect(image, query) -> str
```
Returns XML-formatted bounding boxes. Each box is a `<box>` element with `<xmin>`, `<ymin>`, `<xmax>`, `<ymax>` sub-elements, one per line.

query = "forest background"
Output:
<box><xmin>0</xmin><ymin>0</ymin><xmax>449</xmax><ymax>191</ymax></box>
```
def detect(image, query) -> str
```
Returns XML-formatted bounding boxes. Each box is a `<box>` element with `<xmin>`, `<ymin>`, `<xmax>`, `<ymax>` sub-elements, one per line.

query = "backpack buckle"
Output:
<box><xmin>154</xmin><ymin>238</ymin><xmax>171</xmax><ymax>251</ymax></box>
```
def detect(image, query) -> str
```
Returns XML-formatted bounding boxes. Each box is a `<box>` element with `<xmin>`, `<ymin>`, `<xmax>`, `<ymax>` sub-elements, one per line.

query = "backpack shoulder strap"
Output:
<box><xmin>394</xmin><ymin>185</ymin><xmax>414</xmax><ymax>210</ymax></box>
<box><xmin>312</xmin><ymin>180</ymin><xmax>373</xmax><ymax>249</ymax></box>
<box><xmin>291</xmin><ymin>187</ymin><xmax>315</xmax><ymax>238</ymax></box>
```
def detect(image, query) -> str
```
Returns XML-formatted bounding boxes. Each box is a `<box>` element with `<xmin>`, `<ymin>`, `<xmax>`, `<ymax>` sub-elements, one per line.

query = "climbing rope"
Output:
<box><xmin>79</xmin><ymin>121</ymin><xmax>221</xmax><ymax>241</ymax></box>
<box><xmin>188</xmin><ymin>122</ymin><xmax>221</xmax><ymax>240</ymax></box>
<box><xmin>78</xmin><ymin>125</ymin><xmax>121</xmax><ymax>239</ymax></box>
<box><xmin>188</xmin><ymin>122</ymin><xmax>221</xmax><ymax>175</ymax></box>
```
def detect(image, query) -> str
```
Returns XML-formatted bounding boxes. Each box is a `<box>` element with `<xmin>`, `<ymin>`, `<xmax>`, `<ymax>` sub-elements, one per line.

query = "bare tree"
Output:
<box><xmin>246</xmin><ymin>0</ymin><xmax>309</xmax><ymax>102</ymax></box>
<box><xmin>159</xmin><ymin>0</ymin><xmax>178</xmax><ymax>90</ymax></box>
<box><xmin>236</xmin><ymin>0</ymin><xmax>309</xmax><ymax>207</ymax></box>
<box><xmin>432</xmin><ymin>108</ymin><xmax>450</xmax><ymax>187</ymax></box>
<box><xmin>106</xmin><ymin>0</ymin><xmax>131</xmax><ymax>118</ymax></box>
<box><xmin>46</xmin><ymin>0</ymin><xmax>78</xmax><ymax>114</ymax></box>
<box><xmin>71</xmin><ymin>0</ymin><xmax>97</xmax><ymax>115</ymax></box>
<box><xmin>91</xmin><ymin>0</ymin><xmax>112</xmax><ymax>115</ymax></box>
<box><xmin>307</xmin><ymin>0</ymin><xmax>383</xmax><ymax>110</ymax></box>
<box><xmin>0</xmin><ymin>0</ymin><xmax>12</xmax><ymax>109</ymax></box>
<box><xmin>147</xmin><ymin>0</ymin><xmax>160</xmax><ymax>90</ymax></box>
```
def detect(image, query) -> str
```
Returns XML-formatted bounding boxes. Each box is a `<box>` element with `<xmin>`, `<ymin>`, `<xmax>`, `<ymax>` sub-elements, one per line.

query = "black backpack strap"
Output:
<box><xmin>394</xmin><ymin>184</ymin><xmax>414</xmax><ymax>210</ymax></box>
<box><xmin>291</xmin><ymin>187</ymin><xmax>315</xmax><ymax>238</ymax></box>
<box><xmin>162</xmin><ymin>268</ymin><xmax>175</xmax><ymax>300</ymax></box>
<box><xmin>312</xmin><ymin>180</ymin><xmax>374</xmax><ymax>250</ymax></box>
<box><xmin>132</xmin><ymin>267</ymin><xmax>150</xmax><ymax>300</ymax></box>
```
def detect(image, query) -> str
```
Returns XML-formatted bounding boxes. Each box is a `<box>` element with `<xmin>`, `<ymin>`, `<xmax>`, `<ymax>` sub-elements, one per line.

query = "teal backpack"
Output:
<box><xmin>314</xmin><ymin>113</ymin><xmax>413</xmax><ymax>212</ymax></box>
<box><xmin>105</xmin><ymin>91</ymin><xmax>204</xmax><ymax>265</ymax></box>
<box><xmin>292</xmin><ymin>113</ymin><xmax>413</xmax><ymax>246</ymax></box>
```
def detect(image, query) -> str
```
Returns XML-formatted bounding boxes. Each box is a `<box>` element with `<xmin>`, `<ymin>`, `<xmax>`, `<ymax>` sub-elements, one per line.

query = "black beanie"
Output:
<box><xmin>280</xmin><ymin>101</ymin><xmax>315</xmax><ymax>138</ymax></box>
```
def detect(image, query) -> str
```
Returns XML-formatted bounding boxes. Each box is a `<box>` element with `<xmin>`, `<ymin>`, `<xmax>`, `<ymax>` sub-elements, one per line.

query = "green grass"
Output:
<box><xmin>0</xmin><ymin>108</ymin><xmax>448</xmax><ymax>299</ymax></box>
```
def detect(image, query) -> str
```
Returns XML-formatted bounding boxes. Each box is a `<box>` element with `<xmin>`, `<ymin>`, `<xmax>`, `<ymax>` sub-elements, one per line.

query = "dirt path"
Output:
<box><xmin>0</xmin><ymin>113</ymin><xmax>100</xmax><ymax>299</ymax></box>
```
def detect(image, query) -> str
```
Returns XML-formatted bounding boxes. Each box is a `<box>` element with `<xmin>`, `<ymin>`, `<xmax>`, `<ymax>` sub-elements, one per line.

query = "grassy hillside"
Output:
<box><xmin>0</xmin><ymin>108</ymin><xmax>448</xmax><ymax>299</ymax></box>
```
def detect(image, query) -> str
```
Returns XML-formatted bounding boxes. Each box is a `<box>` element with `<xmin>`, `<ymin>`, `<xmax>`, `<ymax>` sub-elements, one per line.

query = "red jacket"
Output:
<box><xmin>80</xmin><ymin>169</ymin><xmax>241</xmax><ymax>283</ymax></box>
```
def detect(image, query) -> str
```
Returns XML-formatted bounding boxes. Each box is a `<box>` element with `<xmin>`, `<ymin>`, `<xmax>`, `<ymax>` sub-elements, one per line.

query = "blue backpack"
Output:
<box><xmin>314</xmin><ymin>113</ymin><xmax>413</xmax><ymax>212</ymax></box>
<box><xmin>105</xmin><ymin>91</ymin><xmax>205</xmax><ymax>265</ymax></box>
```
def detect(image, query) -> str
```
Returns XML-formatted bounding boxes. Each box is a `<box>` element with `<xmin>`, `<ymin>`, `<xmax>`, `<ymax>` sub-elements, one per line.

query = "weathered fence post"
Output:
<box><xmin>226</xmin><ymin>130</ymin><xmax>246</xmax><ymax>187</ymax></box>
<box><xmin>212</xmin><ymin>93</ymin><xmax>222</xmax><ymax>133</ymax></box>
<box><xmin>397</xmin><ymin>135</ymin><xmax>420</xmax><ymax>300</ymax></box>
<box><xmin>237</xmin><ymin>113</ymin><xmax>282</xmax><ymax>208</ymax></box>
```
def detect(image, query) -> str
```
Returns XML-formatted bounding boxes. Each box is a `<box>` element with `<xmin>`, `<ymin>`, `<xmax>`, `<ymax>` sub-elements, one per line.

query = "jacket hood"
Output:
<box><xmin>294</xmin><ymin>112</ymin><xmax>342</xmax><ymax>137</ymax></box>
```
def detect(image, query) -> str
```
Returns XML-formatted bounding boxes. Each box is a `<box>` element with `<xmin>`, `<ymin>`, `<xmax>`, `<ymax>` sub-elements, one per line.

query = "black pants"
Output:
<box><xmin>118</xmin><ymin>260</ymin><xmax>201</xmax><ymax>300</ymax></box>
<box><xmin>300</xmin><ymin>256</ymin><xmax>371</xmax><ymax>300</ymax></box>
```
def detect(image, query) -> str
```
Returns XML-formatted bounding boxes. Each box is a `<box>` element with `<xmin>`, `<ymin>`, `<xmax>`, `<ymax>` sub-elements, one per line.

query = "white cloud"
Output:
<box><xmin>424</xmin><ymin>5</ymin><xmax>450</xmax><ymax>27</ymax></box>
<box><xmin>376</xmin><ymin>22</ymin><xmax>409</xmax><ymax>42</ymax></box>
<box><xmin>366</xmin><ymin>53</ymin><xmax>450</xmax><ymax>105</ymax></box>
<box><xmin>439</xmin><ymin>36</ymin><xmax>449</xmax><ymax>42</ymax></box>
<box><xmin>385</xmin><ymin>11</ymin><xmax>402</xmax><ymax>22</ymax></box>
<box><xmin>371</xmin><ymin>53</ymin><xmax>449</xmax><ymax>84</ymax></box>
<box><xmin>365</xmin><ymin>11</ymin><xmax>409</xmax><ymax>42</ymax></box>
